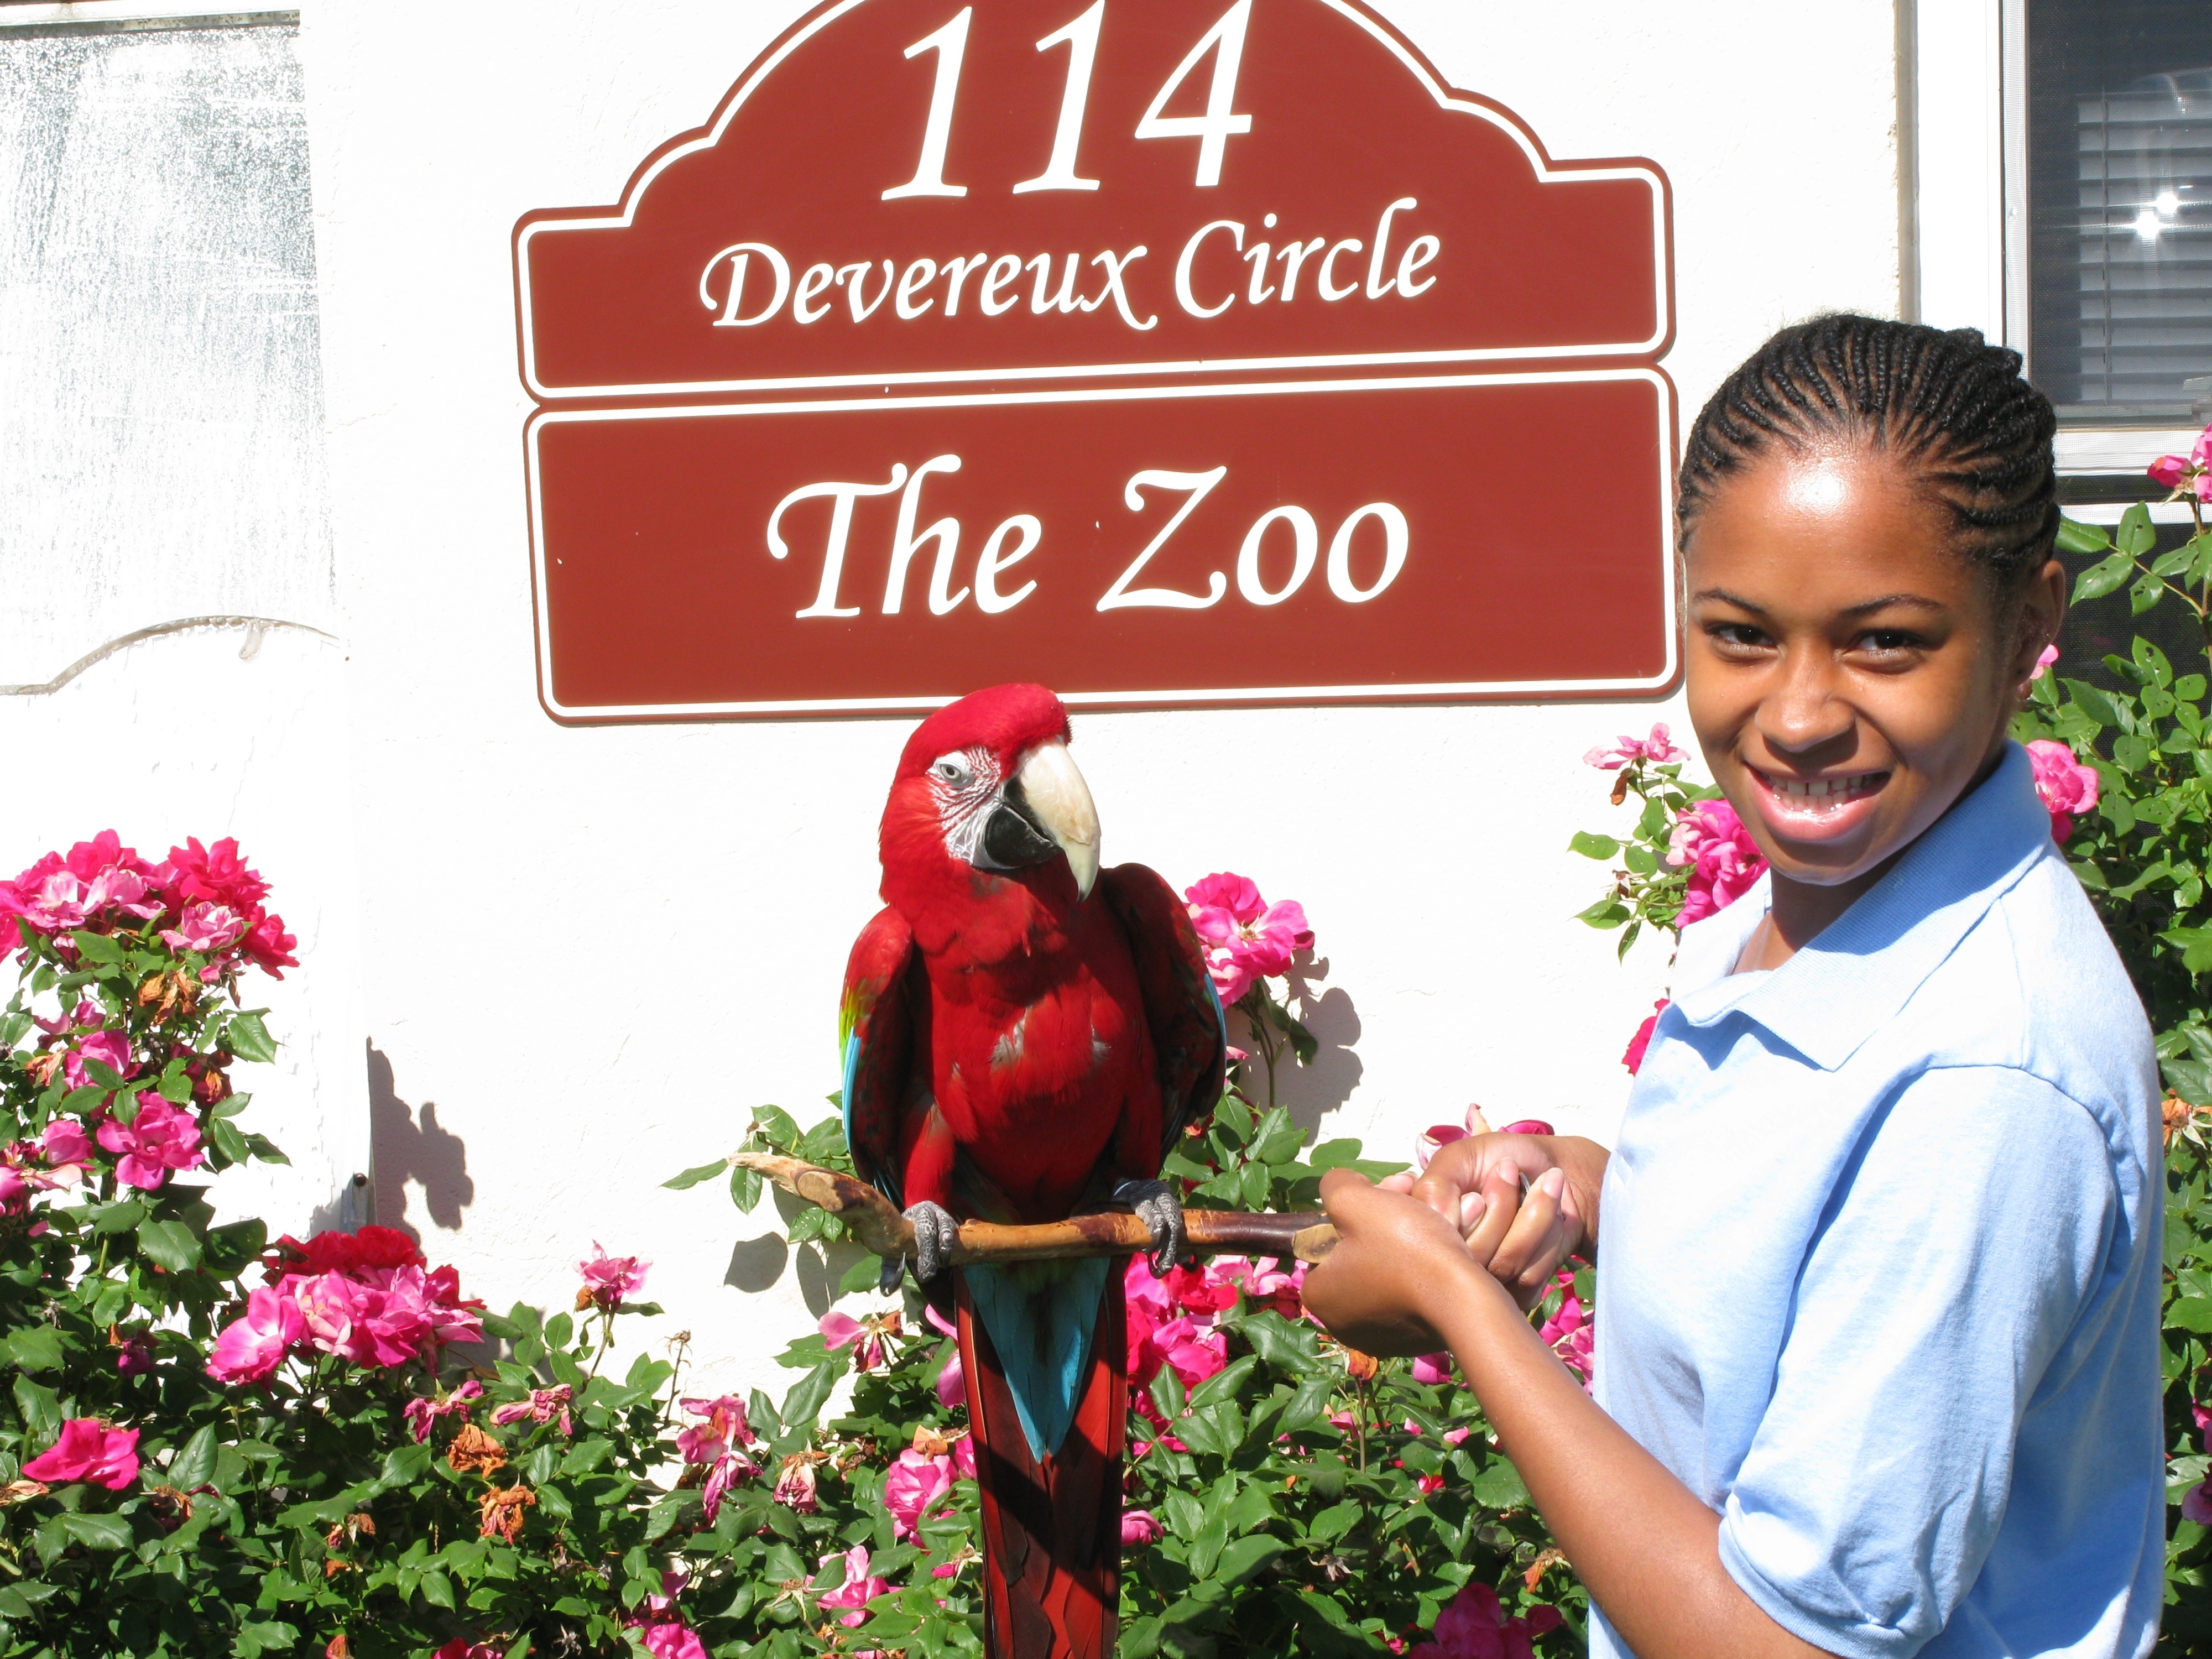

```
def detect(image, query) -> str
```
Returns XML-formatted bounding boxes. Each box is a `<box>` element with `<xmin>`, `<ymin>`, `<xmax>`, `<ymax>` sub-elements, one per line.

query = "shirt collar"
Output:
<box><xmin>1669</xmin><ymin>744</ymin><xmax>2053</xmax><ymax>1071</ymax></box>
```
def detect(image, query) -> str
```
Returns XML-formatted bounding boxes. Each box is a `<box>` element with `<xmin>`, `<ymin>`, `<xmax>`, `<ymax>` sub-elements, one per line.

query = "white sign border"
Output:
<box><xmin>526</xmin><ymin>367</ymin><xmax>1679</xmax><ymax>721</ymax></box>
<box><xmin>512</xmin><ymin>0</ymin><xmax>1672</xmax><ymax>402</ymax></box>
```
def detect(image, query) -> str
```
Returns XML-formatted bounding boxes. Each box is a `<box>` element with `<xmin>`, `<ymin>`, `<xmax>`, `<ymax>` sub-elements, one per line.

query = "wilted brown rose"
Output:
<box><xmin>478</xmin><ymin>1483</ymin><xmax>536</xmax><ymax>1542</ymax></box>
<box><xmin>23</xmin><ymin>1052</ymin><xmax>60</xmax><ymax>1089</ymax></box>
<box><xmin>447</xmin><ymin>1423</ymin><xmax>507</xmax><ymax>1476</ymax></box>
<box><xmin>0</xmin><ymin>1479</ymin><xmax>49</xmax><ymax>1506</ymax></box>
<box><xmin>1342</xmin><ymin>1346</ymin><xmax>1380</xmax><ymax>1381</ymax></box>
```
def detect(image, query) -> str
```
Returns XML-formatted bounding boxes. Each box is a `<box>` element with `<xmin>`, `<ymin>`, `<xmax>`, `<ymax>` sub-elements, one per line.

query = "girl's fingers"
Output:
<box><xmin>1461</xmin><ymin>1165</ymin><xmax>1521</xmax><ymax>1266</ymax></box>
<box><xmin>1489</xmin><ymin>1168</ymin><xmax>1569</xmax><ymax>1304</ymax></box>
<box><xmin>1377</xmin><ymin>1172</ymin><xmax>1417</xmax><ymax>1195</ymax></box>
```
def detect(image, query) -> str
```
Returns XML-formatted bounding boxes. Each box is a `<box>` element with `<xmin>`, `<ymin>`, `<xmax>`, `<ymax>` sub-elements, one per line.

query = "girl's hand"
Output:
<box><xmin>1398</xmin><ymin>1133</ymin><xmax>1611</xmax><ymax>1310</ymax></box>
<box><xmin>1302</xmin><ymin>1167</ymin><xmax>1510</xmax><ymax>1356</ymax></box>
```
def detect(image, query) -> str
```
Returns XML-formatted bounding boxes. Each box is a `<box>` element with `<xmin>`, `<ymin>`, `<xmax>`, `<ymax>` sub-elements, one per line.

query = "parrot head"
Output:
<box><xmin>879</xmin><ymin>684</ymin><xmax>1102</xmax><ymax>920</ymax></box>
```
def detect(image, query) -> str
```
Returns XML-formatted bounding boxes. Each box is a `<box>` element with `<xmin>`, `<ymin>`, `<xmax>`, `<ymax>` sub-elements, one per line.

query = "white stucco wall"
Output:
<box><xmin>5</xmin><ymin>0</ymin><xmax>1908</xmax><ymax>1401</ymax></box>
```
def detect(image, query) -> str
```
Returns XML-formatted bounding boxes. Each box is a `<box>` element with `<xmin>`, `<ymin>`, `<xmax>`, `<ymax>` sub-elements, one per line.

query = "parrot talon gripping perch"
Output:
<box><xmin>904</xmin><ymin>1199</ymin><xmax>963</xmax><ymax>1282</ymax></box>
<box><xmin>1110</xmin><ymin>1176</ymin><xmax>1188</xmax><ymax>1273</ymax></box>
<box><xmin>729</xmin><ymin>1152</ymin><xmax>1339</xmax><ymax>1267</ymax></box>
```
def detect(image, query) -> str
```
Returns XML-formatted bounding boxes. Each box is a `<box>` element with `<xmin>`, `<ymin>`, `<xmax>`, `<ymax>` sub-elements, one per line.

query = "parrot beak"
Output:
<box><xmin>995</xmin><ymin>738</ymin><xmax>1100</xmax><ymax>900</ymax></box>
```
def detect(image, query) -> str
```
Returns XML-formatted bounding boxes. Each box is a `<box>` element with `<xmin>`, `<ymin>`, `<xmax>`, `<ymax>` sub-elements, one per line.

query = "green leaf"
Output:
<box><xmin>169</xmin><ymin>1425</ymin><xmax>220</xmax><ymax>1490</ymax></box>
<box><xmin>663</xmin><ymin>1159</ymin><xmax>729</xmax><ymax>1191</ymax></box>
<box><xmin>1467</xmin><ymin>1457</ymin><xmax>1530</xmax><ymax>1510</ymax></box>
<box><xmin>59</xmin><ymin>1511</ymin><xmax>133</xmax><ymax>1551</ymax></box>
<box><xmin>70</xmin><ymin>931</ymin><xmax>124</xmax><ymax>966</ymax></box>
<box><xmin>1567</xmin><ymin>831</ymin><xmax>1620</xmax><ymax>859</ymax></box>
<box><xmin>779</xmin><ymin>1360</ymin><xmax>839</xmax><ymax>1431</ymax></box>
<box><xmin>137</xmin><ymin>1218</ymin><xmax>203</xmax><ymax>1271</ymax></box>
<box><xmin>2055</xmin><ymin>515</ymin><xmax>2112</xmax><ymax>555</ymax></box>
<box><xmin>3</xmin><ymin>1327</ymin><xmax>64</xmax><ymax>1373</ymax></box>
<box><xmin>2073</xmin><ymin>551</ymin><xmax>2135</xmax><ymax>602</ymax></box>
<box><xmin>2117</xmin><ymin>501</ymin><xmax>2157</xmax><ymax>556</ymax></box>
<box><xmin>2170</xmin><ymin>1296</ymin><xmax>2212</xmax><ymax>1334</ymax></box>
<box><xmin>1212</xmin><ymin>1534</ymin><xmax>1284</xmax><ymax>1585</ymax></box>
<box><xmin>2130</xmin><ymin>572</ymin><xmax>2164</xmax><ymax>615</ymax></box>
<box><xmin>225</xmin><ymin>1011</ymin><xmax>277</xmax><ymax>1065</ymax></box>
<box><xmin>2062</xmin><ymin>680</ymin><xmax>2122</xmax><ymax>730</ymax></box>
<box><xmin>1574</xmin><ymin>899</ymin><xmax>1630</xmax><ymax>929</ymax></box>
<box><xmin>730</xmin><ymin>1162</ymin><xmax>764</xmax><ymax>1212</ymax></box>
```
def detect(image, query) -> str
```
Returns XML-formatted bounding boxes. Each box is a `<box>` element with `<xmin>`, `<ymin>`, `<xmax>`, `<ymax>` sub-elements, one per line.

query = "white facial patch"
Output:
<box><xmin>929</xmin><ymin>745</ymin><xmax>1001</xmax><ymax>865</ymax></box>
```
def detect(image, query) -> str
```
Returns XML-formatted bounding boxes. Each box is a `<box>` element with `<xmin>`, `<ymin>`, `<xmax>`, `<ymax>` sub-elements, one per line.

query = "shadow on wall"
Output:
<box><xmin>723</xmin><ymin>1188</ymin><xmax>869</xmax><ymax>1319</ymax></box>
<box><xmin>366</xmin><ymin>1041</ymin><xmax>474</xmax><ymax>1237</ymax></box>
<box><xmin>1269</xmin><ymin>964</ymin><xmax>1364</xmax><ymax>1140</ymax></box>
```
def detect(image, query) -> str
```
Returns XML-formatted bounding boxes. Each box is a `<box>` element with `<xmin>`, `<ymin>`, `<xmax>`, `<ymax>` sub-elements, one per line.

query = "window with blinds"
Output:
<box><xmin>2028</xmin><ymin>1</ymin><xmax>2212</xmax><ymax>425</ymax></box>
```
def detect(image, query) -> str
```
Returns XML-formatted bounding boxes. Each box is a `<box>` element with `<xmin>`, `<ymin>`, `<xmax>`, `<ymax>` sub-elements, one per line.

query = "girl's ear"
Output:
<box><xmin>2012</xmin><ymin>558</ymin><xmax>2069</xmax><ymax>692</ymax></box>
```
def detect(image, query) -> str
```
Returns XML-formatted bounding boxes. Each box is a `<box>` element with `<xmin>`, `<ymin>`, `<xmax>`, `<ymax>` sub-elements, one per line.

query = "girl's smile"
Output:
<box><xmin>1746</xmin><ymin>765</ymin><xmax>1890</xmax><ymax>841</ymax></box>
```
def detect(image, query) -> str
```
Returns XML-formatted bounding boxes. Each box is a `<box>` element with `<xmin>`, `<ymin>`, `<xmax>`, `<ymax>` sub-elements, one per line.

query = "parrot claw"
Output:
<box><xmin>903</xmin><ymin>1201</ymin><xmax>961</xmax><ymax>1284</ymax></box>
<box><xmin>1113</xmin><ymin>1178</ymin><xmax>1187</xmax><ymax>1274</ymax></box>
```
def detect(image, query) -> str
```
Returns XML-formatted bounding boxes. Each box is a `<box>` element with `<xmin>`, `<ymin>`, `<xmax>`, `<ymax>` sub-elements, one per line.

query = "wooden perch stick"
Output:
<box><xmin>732</xmin><ymin>1152</ymin><xmax>1339</xmax><ymax>1266</ymax></box>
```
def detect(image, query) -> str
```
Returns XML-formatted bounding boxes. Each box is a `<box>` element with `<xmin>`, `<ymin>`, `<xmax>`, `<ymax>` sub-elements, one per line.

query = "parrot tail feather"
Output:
<box><xmin>957</xmin><ymin>1272</ymin><xmax>1126</xmax><ymax>1659</ymax></box>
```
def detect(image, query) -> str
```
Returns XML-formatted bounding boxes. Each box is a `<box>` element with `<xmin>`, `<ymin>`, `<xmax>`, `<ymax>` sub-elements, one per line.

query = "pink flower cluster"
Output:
<box><xmin>2025</xmin><ymin>739</ymin><xmax>2100</xmax><ymax>844</ymax></box>
<box><xmin>1183</xmin><ymin>873</ymin><xmax>1313</xmax><ymax>1005</ymax></box>
<box><xmin>1665</xmin><ymin>799</ymin><xmax>1767</xmax><ymax>926</ymax></box>
<box><xmin>1408</xmin><ymin>1582</ymin><xmax>1562</xmax><ymax>1659</ymax></box>
<box><xmin>20</xmin><ymin>1418</ymin><xmax>139</xmax><ymax>1490</ymax></box>
<box><xmin>1125</xmin><ymin>1252</ymin><xmax>1308</xmax><ymax>1449</ymax></box>
<box><xmin>1621</xmin><ymin>999</ymin><xmax>1670</xmax><ymax>1075</ymax></box>
<box><xmin>2183</xmin><ymin>1404</ymin><xmax>2212</xmax><ymax>1524</ymax></box>
<box><xmin>205</xmin><ymin>1225</ymin><xmax>481</xmax><ymax>1384</ymax></box>
<box><xmin>625</xmin><ymin>1571</ymin><xmax>709</xmax><ymax>1659</ymax></box>
<box><xmin>577</xmin><ymin>1243</ymin><xmax>649</xmax><ymax>1310</ymax></box>
<box><xmin>1582</xmin><ymin>722</ymin><xmax>1684</xmax><ymax>771</ymax></box>
<box><xmin>675</xmin><ymin>1394</ymin><xmax>759</xmax><ymax>1524</ymax></box>
<box><xmin>817</xmin><ymin>1544</ymin><xmax>891</xmax><ymax>1631</ymax></box>
<box><xmin>1536</xmin><ymin>1270</ymin><xmax>1593</xmax><ymax>1389</ymax></box>
<box><xmin>0</xmin><ymin>832</ymin><xmax>296</xmax><ymax>977</ymax></box>
<box><xmin>2149</xmin><ymin>424</ymin><xmax>2212</xmax><ymax>503</ymax></box>
<box><xmin>885</xmin><ymin>1433</ymin><xmax>977</xmax><ymax>1542</ymax></box>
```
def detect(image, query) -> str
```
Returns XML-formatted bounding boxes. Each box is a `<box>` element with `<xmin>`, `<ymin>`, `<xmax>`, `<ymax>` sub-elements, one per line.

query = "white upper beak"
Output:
<box><xmin>1016</xmin><ymin>739</ymin><xmax>1100</xmax><ymax>900</ymax></box>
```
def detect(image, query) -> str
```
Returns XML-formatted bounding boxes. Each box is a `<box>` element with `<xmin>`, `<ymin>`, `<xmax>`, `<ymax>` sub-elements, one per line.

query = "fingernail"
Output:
<box><xmin>1459</xmin><ymin>1192</ymin><xmax>1486</xmax><ymax>1229</ymax></box>
<box><xmin>1538</xmin><ymin>1168</ymin><xmax>1566</xmax><ymax>1199</ymax></box>
<box><xmin>1495</xmin><ymin>1160</ymin><xmax>1520</xmax><ymax>1188</ymax></box>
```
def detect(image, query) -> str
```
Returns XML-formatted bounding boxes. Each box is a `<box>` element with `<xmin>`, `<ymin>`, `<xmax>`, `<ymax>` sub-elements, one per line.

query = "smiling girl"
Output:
<box><xmin>1304</xmin><ymin>316</ymin><xmax>2163</xmax><ymax>1658</ymax></box>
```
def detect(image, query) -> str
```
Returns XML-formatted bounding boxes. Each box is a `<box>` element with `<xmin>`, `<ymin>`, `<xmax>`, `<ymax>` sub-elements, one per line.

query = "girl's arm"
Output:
<box><xmin>1302</xmin><ymin>1170</ymin><xmax>1839</xmax><ymax>1659</ymax></box>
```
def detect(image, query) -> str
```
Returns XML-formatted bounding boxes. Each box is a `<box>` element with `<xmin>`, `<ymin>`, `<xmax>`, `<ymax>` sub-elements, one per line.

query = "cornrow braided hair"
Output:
<box><xmin>1676</xmin><ymin>314</ymin><xmax>2059</xmax><ymax>587</ymax></box>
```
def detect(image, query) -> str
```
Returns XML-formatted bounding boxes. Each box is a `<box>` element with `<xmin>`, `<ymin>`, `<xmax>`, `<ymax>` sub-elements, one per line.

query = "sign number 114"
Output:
<box><xmin>884</xmin><ymin>0</ymin><xmax>1256</xmax><ymax>200</ymax></box>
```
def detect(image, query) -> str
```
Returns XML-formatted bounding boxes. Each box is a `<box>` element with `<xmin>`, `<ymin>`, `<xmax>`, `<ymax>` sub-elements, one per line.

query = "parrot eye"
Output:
<box><xmin>931</xmin><ymin>753</ymin><xmax>972</xmax><ymax>786</ymax></box>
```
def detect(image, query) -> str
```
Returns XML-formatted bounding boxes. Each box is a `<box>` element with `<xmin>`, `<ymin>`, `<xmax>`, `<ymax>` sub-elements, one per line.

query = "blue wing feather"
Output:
<box><xmin>965</xmin><ymin>1257</ymin><xmax>1111</xmax><ymax>1461</ymax></box>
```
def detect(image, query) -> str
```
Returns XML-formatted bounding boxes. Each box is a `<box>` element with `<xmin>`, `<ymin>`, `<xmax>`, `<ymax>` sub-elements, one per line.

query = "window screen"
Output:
<box><xmin>0</xmin><ymin>14</ymin><xmax>331</xmax><ymax>688</ymax></box>
<box><xmin>2028</xmin><ymin>1</ymin><xmax>2212</xmax><ymax>424</ymax></box>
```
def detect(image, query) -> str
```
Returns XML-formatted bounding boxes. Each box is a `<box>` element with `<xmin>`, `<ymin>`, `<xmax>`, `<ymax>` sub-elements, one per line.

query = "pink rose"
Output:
<box><xmin>817</xmin><ymin>1544</ymin><xmax>891</xmax><ymax>1627</ymax></box>
<box><xmin>1665</xmin><ymin>799</ymin><xmax>1767</xmax><ymax>925</ymax></box>
<box><xmin>1622</xmin><ymin>1000</ymin><xmax>1670</xmax><ymax>1074</ymax></box>
<box><xmin>2025</xmin><ymin>739</ymin><xmax>2100</xmax><ymax>843</ymax></box>
<box><xmin>884</xmin><ymin>1448</ymin><xmax>954</xmax><ymax>1541</ymax></box>
<box><xmin>577</xmin><ymin>1243</ymin><xmax>649</xmax><ymax>1308</ymax></box>
<box><xmin>1408</xmin><ymin>1580</ymin><xmax>1545</xmax><ymax>1659</ymax></box>
<box><xmin>1411</xmin><ymin>1352</ymin><xmax>1454</xmax><ymax>1386</ymax></box>
<box><xmin>1582</xmin><ymin>722</ymin><xmax>1686</xmax><ymax>770</ymax></box>
<box><xmin>1183</xmin><ymin>872</ymin><xmax>1314</xmax><ymax>1003</ymax></box>
<box><xmin>288</xmin><ymin>1261</ymin><xmax>479</xmax><ymax>1369</ymax></box>
<box><xmin>491</xmin><ymin>1385</ymin><xmax>575</xmax><ymax>1437</ymax></box>
<box><xmin>675</xmin><ymin>1394</ymin><xmax>750</xmax><ymax>1465</ymax></box>
<box><xmin>1121</xmin><ymin>1507</ymin><xmax>1164</xmax><ymax>1546</ymax></box>
<box><xmin>821</xmin><ymin>1309</ymin><xmax>896</xmax><ymax>1371</ymax></box>
<box><xmin>623</xmin><ymin>1573</ymin><xmax>710</xmax><ymax>1659</ymax></box>
<box><xmin>926</xmin><ymin>1302</ymin><xmax>965</xmax><ymax>1408</ymax></box>
<box><xmin>2148</xmin><ymin>425</ymin><xmax>2212</xmax><ymax>503</ymax></box>
<box><xmin>1537</xmin><ymin>1271</ymin><xmax>1593</xmax><ymax>1389</ymax></box>
<box><xmin>206</xmin><ymin>1286</ymin><xmax>307</xmax><ymax>1384</ymax></box>
<box><xmin>402</xmin><ymin>1380</ymin><xmax>483</xmax><ymax>1441</ymax></box>
<box><xmin>1415</xmin><ymin>1124</ymin><xmax>1467</xmax><ymax>1172</ymax></box>
<box><xmin>950</xmin><ymin>1434</ymin><xmax>976</xmax><ymax>1480</ymax></box>
<box><xmin>62</xmin><ymin>1030</ymin><xmax>134</xmax><ymax>1092</ymax></box>
<box><xmin>2031</xmin><ymin>643</ymin><xmax>2059</xmax><ymax>681</ymax></box>
<box><xmin>159</xmin><ymin>901</ymin><xmax>248</xmax><ymax>954</ymax></box>
<box><xmin>701</xmin><ymin>1452</ymin><xmax>755</xmax><ymax>1524</ymax></box>
<box><xmin>774</xmin><ymin>1458</ymin><xmax>819</xmax><ymax>1513</ymax></box>
<box><xmin>22</xmin><ymin>1418</ymin><xmax>140</xmax><ymax>1490</ymax></box>
<box><xmin>96</xmin><ymin>1094</ymin><xmax>204</xmax><ymax>1191</ymax></box>
<box><xmin>240</xmin><ymin>910</ymin><xmax>299</xmax><ymax>977</ymax></box>
<box><xmin>158</xmin><ymin>836</ymin><xmax>270</xmax><ymax>912</ymax></box>
<box><xmin>40</xmin><ymin>1118</ymin><xmax>93</xmax><ymax>1169</ymax></box>
<box><xmin>2186</xmin><ymin>1481</ymin><xmax>2212</xmax><ymax>1524</ymax></box>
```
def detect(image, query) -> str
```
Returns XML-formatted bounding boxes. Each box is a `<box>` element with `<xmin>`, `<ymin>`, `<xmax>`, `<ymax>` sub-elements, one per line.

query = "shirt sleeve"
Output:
<box><xmin>1715</xmin><ymin>1064</ymin><xmax>2121</xmax><ymax>1659</ymax></box>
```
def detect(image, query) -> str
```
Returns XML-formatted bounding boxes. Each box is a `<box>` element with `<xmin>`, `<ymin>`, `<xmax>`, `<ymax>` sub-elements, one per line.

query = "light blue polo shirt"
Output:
<box><xmin>1591</xmin><ymin>744</ymin><xmax>2165</xmax><ymax>1659</ymax></box>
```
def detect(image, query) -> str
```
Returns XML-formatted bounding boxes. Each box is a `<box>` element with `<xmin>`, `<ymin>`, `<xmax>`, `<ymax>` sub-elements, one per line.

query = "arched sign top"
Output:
<box><xmin>514</xmin><ymin>0</ymin><xmax>1673</xmax><ymax>403</ymax></box>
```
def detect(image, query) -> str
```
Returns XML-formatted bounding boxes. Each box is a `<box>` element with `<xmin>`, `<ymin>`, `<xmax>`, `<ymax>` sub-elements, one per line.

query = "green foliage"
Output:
<box><xmin>1567</xmin><ymin>754</ymin><xmax>1718</xmax><ymax>958</ymax></box>
<box><xmin>673</xmin><ymin>1103</ymin><xmax>1583</xmax><ymax>1658</ymax></box>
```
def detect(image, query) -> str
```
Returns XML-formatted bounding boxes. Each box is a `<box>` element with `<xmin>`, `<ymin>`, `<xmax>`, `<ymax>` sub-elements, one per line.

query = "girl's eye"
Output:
<box><xmin>1856</xmin><ymin>629</ymin><xmax>1922</xmax><ymax>654</ymax></box>
<box><xmin>1707</xmin><ymin>622</ymin><xmax>1770</xmax><ymax>650</ymax></box>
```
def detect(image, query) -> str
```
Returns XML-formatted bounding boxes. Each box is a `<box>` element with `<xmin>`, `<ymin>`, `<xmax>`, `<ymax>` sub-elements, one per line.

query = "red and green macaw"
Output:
<box><xmin>840</xmin><ymin>683</ymin><xmax>1224</xmax><ymax>1659</ymax></box>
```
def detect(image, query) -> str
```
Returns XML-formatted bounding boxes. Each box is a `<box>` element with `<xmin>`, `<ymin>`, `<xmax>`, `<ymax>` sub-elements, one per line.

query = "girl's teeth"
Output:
<box><xmin>1770</xmin><ymin>773</ymin><xmax>1877</xmax><ymax>800</ymax></box>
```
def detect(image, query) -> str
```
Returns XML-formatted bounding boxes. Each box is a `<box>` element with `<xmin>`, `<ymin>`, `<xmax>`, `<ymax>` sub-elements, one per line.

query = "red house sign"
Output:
<box><xmin>514</xmin><ymin>0</ymin><xmax>1676</xmax><ymax>722</ymax></box>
